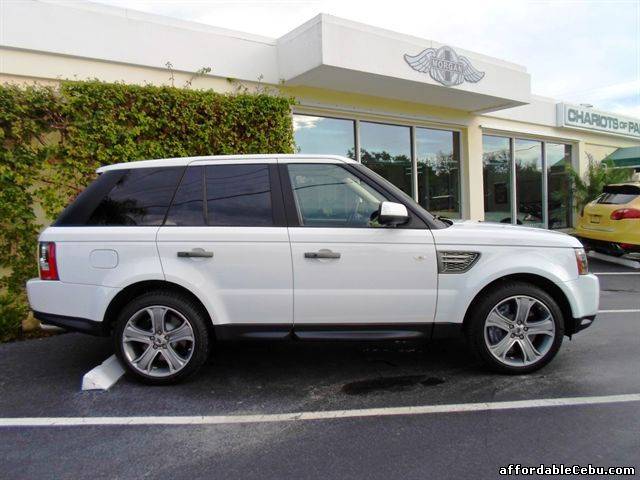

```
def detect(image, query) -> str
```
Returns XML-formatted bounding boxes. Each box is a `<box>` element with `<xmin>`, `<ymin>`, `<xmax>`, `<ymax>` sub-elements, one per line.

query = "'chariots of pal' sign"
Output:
<box><xmin>557</xmin><ymin>103</ymin><xmax>640</xmax><ymax>139</ymax></box>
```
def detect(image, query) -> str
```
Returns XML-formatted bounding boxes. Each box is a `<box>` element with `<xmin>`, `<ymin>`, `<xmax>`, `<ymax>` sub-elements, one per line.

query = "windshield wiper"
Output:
<box><xmin>434</xmin><ymin>215</ymin><xmax>453</xmax><ymax>225</ymax></box>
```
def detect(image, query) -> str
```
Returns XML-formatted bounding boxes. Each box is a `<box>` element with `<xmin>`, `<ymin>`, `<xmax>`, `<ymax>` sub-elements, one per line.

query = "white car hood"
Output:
<box><xmin>432</xmin><ymin>220</ymin><xmax>582</xmax><ymax>248</ymax></box>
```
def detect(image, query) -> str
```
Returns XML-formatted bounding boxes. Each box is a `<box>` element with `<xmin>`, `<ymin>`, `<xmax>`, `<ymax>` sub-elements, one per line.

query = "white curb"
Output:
<box><xmin>588</xmin><ymin>251</ymin><xmax>640</xmax><ymax>270</ymax></box>
<box><xmin>81</xmin><ymin>354</ymin><xmax>125</xmax><ymax>391</ymax></box>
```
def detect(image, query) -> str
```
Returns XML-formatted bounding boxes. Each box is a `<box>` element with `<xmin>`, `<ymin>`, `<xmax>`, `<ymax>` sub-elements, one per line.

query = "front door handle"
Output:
<box><xmin>304</xmin><ymin>249</ymin><xmax>341</xmax><ymax>259</ymax></box>
<box><xmin>177</xmin><ymin>248</ymin><xmax>213</xmax><ymax>258</ymax></box>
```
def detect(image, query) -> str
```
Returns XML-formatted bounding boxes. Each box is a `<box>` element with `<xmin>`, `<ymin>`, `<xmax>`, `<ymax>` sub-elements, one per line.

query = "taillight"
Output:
<box><xmin>610</xmin><ymin>208</ymin><xmax>640</xmax><ymax>220</ymax></box>
<box><xmin>39</xmin><ymin>242</ymin><xmax>59</xmax><ymax>280</ymax></box>
<box><xmin>574</xmin><ymin>248</ymin><xmax>589</xmax><ymax>275</ymax></box>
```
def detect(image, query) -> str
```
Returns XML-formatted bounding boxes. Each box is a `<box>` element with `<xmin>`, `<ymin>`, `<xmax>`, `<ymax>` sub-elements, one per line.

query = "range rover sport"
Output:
<box><xmin>27</xmin><ymin>155</ymin><xmax>599</xmax><ymax>384</ymax></box>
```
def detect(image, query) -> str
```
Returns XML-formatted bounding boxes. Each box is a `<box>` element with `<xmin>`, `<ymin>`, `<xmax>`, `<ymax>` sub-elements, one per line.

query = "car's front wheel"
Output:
<box><xmin>466</xmin><ymin>282</ymin><xmax>564</xmax><ymax>374</ymax></box>
<box><xmin>114</xmin><ymin>290</ymin><xmax>210</xmax><ymax>385</ymax></box>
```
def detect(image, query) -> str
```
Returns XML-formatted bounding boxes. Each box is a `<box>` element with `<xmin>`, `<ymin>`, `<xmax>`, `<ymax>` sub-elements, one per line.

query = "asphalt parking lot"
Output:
<box><xmin>1</xmin><ymin>258</ymin><xmax>639</xmax><ymax>480</ymax></box>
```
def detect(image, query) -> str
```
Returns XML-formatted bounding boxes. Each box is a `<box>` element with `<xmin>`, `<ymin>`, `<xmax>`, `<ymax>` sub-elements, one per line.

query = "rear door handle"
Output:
<box><xmin>304</xmin><ymin>249</ymin><xmax>341</xmax><ymax>259</ymax></box>
<box><xmin>177</xmin><ymin>248</ymin><xmax>213</xmax><ymax>258</ymax></box>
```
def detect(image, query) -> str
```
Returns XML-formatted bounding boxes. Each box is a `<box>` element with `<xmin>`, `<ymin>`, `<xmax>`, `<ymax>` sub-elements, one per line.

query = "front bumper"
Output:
<box><xmin>562</xmin><ymin>273</ymin><xmax>599</xmax><ymax>336</ymax></box>
<box><xmin>567</xmin><ymin>315</ymin><xmax>596</xmax><ymax>336</ymax></box>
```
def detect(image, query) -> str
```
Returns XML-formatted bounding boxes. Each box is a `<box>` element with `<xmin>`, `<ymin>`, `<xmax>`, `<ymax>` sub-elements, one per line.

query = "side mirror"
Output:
<box><xmin>377</xmin><ymin>201</ymin><xmax>409</xmax><ymax>226</ymax></box>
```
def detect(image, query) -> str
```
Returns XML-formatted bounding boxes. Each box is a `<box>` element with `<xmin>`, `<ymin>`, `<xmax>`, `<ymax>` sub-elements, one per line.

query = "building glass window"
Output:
<box><xmin>547</xmin><ymin>143</ymin><xmax>572</xmax><ymax>230</ymax></box>
<box><xmin>359</xmin><ymin>121</ymin><xmax>413</xmax><ymax>198</ymax></box>
<box><xmin>483</xmin><ymin>134</ymin><xmax>573</xmax><ymax>229</ymax></box>
<box><xmin>416</xmin><ymin>128</ymin><xmax>461</xmax><ymax>218</ymax></box>
<box><xmin>515</xmin><ymin>139</ymin><xmax>543</xmax><ymax>227</ymax></box>
<box><xmin>292</xmin><ymin>113</ymin><xmax>462</xmax><ymax>219</ymax></box>
<box><xmin>483</xmin><ymin>135</ymin><xmax>512</xmax><ymax>224</ymax></box>
<box><xmin>293</xmin><ymin>114</ymin><xmax>356</xmax><ymax>159</ymax></box>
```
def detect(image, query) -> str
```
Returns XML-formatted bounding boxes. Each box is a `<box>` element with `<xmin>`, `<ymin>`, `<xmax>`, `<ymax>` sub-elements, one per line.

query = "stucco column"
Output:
<box><xmin>462</xmin><ymin>120</ymin><xmax>485</xmax><ymax>221</ymax></box>
<box><xmin>575</xmin><ymin>140</ymin><xmax>587</xmax><ymax>176</ymax></box>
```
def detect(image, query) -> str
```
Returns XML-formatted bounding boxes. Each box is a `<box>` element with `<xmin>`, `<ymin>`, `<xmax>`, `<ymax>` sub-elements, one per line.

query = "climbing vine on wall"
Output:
<box><xmin>0</xmin><ymin>80</ymin><xmax>295</xmax><ymax>340</ymax></box>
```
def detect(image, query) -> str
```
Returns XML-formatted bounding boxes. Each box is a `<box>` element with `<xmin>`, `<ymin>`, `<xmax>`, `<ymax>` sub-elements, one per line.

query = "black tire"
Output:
<box><xmin>114</xmin><ymin>290</ymin><xmax>211</xmax><ymax>385</ymax></box>
<box><xmin>466</xmin><ymin>281</ymin><xmax>564</xmax><ymax>374</ymax></box>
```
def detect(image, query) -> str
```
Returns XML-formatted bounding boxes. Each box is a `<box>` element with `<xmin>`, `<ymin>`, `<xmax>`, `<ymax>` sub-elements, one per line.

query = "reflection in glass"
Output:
<box><xmin>547</xmin><ymin>143</ymin><xmax>572</xmax><ymax>229</ymax></box>
<box><xmin>205</xmin><ymin>164</ymin><xmax>273</xmax><ymax>226</ymax></box>
<box><xmin>416</xmin><ymin>128</ymin><xmax>460</xmax><ymax>218</ymax></box>
<box><xmin>293</xmin><ymin>115</ymin><xmax>355</xmax><ymax>159</ymax></box>
<box><xmin>165</xmin><ymin>166</ymin><xmax>205</xmax><ymax>226</ymax></box>
<box><xmin>359</xmin><ymin>121</ymin><xmax>412</xmax><ymax>197</ymax></box>
<box><xmin>287</xmin><ymin>164</ymin><xmax>387</xmax><ymax>228</ymax></box>
<box><xmin>515</xmin><ymin>139</ymin><xmax>543</xmax><ymax>227</ymax></box>
<box><xmin>482</xmin><ymin>135</ymin><xmax>512</xmax><ymax>223</ymax></box>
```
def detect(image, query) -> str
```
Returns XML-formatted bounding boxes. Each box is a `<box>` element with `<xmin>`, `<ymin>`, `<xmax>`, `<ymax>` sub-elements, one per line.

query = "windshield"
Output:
<box><xmin>354</xmin><ymin>164</ymin><xmax>451</xmax><ymax>228</ymax></box>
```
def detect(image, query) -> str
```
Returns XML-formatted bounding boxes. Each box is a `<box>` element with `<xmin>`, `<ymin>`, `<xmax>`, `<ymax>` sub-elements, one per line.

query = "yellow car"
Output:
<box><xmin>575</xmin><ymin>182</ymin><xmax>640</xmax><ymax>256</ymax></box>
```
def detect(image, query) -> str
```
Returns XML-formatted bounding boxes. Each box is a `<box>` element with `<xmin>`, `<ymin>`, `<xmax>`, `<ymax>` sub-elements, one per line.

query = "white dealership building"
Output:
<box><xmin>2</xmin><ymin>0</ymin><xmax>639</xmax><ymax>228</ymax></box>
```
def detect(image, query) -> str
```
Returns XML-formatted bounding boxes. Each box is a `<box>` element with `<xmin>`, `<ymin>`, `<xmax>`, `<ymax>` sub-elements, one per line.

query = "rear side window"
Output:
<box><xmin>205</xmin><ymin>164</ymin><xmax>273</xmax><ymax>226</ymax></box>
<box><xmin>55</xmin><ymin>167</ymin><xmax>184</xmax><ymax>226</ymax></box>
<box><xmin>164</xmin><ymin>164</ymin><xmax>274</xmax><ymax>226</ymax></box>
<box><xmin>597</xmin><ymin>185</ymin><xmax>640</xmax><ymax>205</ymax></box>
<box><xmin>165</xmin><ymin>166</ymin><xmax>205</xmax><ymax>226</ymax></box>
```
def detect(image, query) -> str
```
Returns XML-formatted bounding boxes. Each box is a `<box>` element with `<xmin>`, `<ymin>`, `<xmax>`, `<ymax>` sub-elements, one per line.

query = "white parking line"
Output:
<box><xmin>594</xmin><ymin>272</ymin><xmax>640</xmax><ymax>275</ymax></box>
<box><xmin>1</xmin><ymin>393</ymin><xmax>639</xmax><ymax>428</ymax></box>
<box><xmin>598</xmin><ymin>309</ymin><xmax>640</xmax><ymax>314</ymax></box>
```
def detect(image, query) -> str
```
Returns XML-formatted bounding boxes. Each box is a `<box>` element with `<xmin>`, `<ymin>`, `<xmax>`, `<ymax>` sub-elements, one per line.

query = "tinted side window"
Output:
<box><xmin>87</xmin><ymin>167</ymin><xmax>184</xmax><ymax>226</ymax></box>
<box><xmin>55</xmin><ymin>171</ymin><xmax>124</xmax><ymax>226</ymax></box>
<box><xmin>165</xmin><ymin>167</ymin><xmax>205</xmax><ymax>226</ymax></box>
<box><xmin>205</xmin><ymin>164</ymin><xmax>274</xmax><ymax>226</ymax></box>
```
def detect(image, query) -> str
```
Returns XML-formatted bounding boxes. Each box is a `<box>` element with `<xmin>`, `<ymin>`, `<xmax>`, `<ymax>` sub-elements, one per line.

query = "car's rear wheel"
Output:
<box><xmin>114</xmin><ymin>290</ymin><xmax>210</xmax><ymax>385</ymax></box>
<box><xmin>466</xmin><ymin>282</ymin><xmax>564</xmax><ymax>374</ymax></box>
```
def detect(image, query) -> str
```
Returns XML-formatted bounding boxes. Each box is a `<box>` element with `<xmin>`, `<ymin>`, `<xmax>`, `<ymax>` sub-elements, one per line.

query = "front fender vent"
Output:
<box><xmin>437</xmin><ymin>251</ymin><xmax>480</xmax><ymax>274</ymax></box>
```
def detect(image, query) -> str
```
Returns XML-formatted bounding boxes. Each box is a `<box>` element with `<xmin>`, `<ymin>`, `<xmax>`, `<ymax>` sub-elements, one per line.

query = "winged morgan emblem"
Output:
<box><xmin>404</xmin><ymin>45</ymin><xmax>485</xmax><ymax>87</ymax></box>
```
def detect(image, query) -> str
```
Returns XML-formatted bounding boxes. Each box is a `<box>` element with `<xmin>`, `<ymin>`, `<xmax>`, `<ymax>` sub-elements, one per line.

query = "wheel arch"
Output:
<box><xmin>461</xmin><ymin>273</ymin><xmax>575</xmax><ymax>336</ymax></box>
<box><xmin>102</xmin><ymin>280</ymin><xmax>214</xmax><ymax>336</ymax></box>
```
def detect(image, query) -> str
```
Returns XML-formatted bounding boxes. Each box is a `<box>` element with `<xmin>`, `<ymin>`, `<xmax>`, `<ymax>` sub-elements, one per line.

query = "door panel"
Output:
<box><xmin>289</xmin><ymin>227</ymin><xmax>437</xmax><ymax>324</ymax></box>
<box><xmin>157</xmin><ymin>227</ymin><xmax>293</xmax><ymax>325</ymax></box>
<box><xmin>157</xmin><ymin>161</ymin><xmax>292</xmax><ymax>327</ymax></box>
<box><xmin>283</xmin><ymin>162</ymin><xmax>438</xmax><ymax>325</ymax></box>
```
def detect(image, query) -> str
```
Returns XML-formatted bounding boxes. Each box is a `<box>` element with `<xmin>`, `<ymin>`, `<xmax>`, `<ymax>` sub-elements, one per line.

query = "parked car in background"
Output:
<box><xmin>27</xmin><ymin>155</ymin><xmax>599</xmax><ymax>384</ymax></box>
<box><xmin>575</xmin><ymin>181</ymin><xmax>640</xmax><ymax>256</ymax></box>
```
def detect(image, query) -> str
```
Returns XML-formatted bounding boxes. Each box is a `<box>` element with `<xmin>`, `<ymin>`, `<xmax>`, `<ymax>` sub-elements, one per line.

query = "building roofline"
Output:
<box><xmin>36</xmin><ymin>0</ymin><xmax>277</xmax><ymax>45</ymax></box>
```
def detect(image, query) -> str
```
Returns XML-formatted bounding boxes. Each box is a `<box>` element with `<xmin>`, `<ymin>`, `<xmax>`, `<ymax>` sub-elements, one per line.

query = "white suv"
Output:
<box><xmin>27</xmin><ymin>155</ymin><xmax>599</xmax><ymax>384</ymax></box>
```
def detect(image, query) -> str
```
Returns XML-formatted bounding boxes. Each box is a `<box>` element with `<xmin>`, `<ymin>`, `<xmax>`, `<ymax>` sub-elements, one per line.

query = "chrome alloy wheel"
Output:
<box><xmin>121</xmin><ymin>305</ymin><xmax>195</xmax><ymax>377</ymax></box>
<box><xmin>483</xmin><ymin>295</ymin><xmax>556</xmax><ymax>367</ymax></box>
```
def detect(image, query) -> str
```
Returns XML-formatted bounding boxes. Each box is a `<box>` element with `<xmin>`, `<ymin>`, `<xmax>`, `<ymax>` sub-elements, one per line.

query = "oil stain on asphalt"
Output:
<box><xmin>342</xmin><ymin>375</ymin><xmax>445</xmax><ymax>395</ymax></box>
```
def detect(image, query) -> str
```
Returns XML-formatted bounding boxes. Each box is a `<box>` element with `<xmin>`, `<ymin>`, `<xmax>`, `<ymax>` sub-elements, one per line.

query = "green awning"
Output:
<box><xmin>603</xmin><ymin>147</ymin><xmax>640</xmax><ymax>169</ymax></box>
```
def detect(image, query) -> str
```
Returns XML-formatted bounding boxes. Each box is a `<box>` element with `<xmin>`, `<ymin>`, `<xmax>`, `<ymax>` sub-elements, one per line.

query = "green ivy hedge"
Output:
<box><xmin>0</xmin><ymin>80</ymin><xmax>295</xmax><ymax>340</ymax></box>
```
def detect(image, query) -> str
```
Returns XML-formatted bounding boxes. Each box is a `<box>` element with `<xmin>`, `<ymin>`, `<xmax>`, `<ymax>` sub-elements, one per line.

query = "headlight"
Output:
<box><xmin>574</xmin><ymin>248</ymin><xmax>589</xmax><ymax>275</ymax></box>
